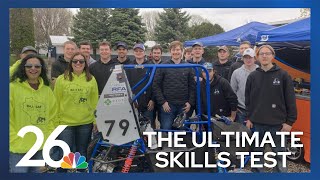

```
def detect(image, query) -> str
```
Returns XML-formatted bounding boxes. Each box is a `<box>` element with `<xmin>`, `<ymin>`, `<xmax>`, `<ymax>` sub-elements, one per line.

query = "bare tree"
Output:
<box><xmin>300</xmin><ymin>8</ymin><xmax>310</xmax><ymax>18</ymax></box>
<box><xmin>33</xmin><ymin>8</ymin><xmax>73</xmax><ymax>49</ymax></box>
<box><xmin>141</xmin><ymin>11</ymin><xmax>159</xmax><ymax>40</ymax></box>
<box><xmin>188</xmin><ymin>14</ymin><xmax>209</xmax><ymax>27</ymax></box>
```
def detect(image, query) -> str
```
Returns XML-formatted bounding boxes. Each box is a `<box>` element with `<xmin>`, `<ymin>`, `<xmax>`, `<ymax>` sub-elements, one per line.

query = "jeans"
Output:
<box><xmin>252</xmin><ymin>123</ymin><xmax>287</xmax><ymax>173</ymax></box>
<box><xmin>160</xmin><ymin>103</ymin><xmax>184</xmax><ymax>130</ymax></box>
<box><xmin>9</xmin><ymin>151</ymin><xmax>42</xmax><ymax>173</ymax></box>
<box><xmin>59</xmin><ymin>123</ymin><xmax>93</xmax><ymax>159</ymax></box>
<box><xmin>142</xmin><ymin>109</ymin><xmax>154</xmax><ymax>124</ymax></box>
<box><xmin>55</xmin><ymin>123</ymin><xmax>93</xmax><ymax>173</ymax></box>
<box><xmin>236</xmin><ymin>109</ymin><xmax>247</xmax><ymax>126</ymax></box>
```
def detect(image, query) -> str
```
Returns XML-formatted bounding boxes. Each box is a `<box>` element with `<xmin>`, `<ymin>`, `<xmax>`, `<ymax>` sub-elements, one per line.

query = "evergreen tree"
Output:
<box><xmin>109</xmin><ymin>8</ymin><xmax>146</xmax><ymax>49</ymax></box>
<box><xmin>188</xmin><ymin>22</ymin><xmax>224</xmax><ymax>40</ymax></box>
<box><xmin>154</xmin><ymin>8</ymin><xmax>190</xmax><ymax>50</ymax></box>
<box><xmin>72</xmin><ymin>8</ymin><xmax>111</xmax><ymax>58</ymax></box>
<box><xmin>10</xmin><ymin>8</ymin><xmax>35</xmax><ymax>56</ymax></box>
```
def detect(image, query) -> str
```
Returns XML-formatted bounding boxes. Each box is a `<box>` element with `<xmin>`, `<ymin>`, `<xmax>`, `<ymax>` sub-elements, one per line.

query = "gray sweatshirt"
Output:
<box><xmin>230</xmin><ymin>64</ymin><xmax>258</xmax><ymax>109</ymax></box>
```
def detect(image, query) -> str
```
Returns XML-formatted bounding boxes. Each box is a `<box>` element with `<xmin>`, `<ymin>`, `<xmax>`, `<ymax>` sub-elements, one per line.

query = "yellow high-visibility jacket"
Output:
<box><xmin>10</xmin><ymin>78</ymin><xmax>58</xmax><ymax>153</ymax></box>
<box><xmin>54</xmin><ymin>73</ymin><xmax>98</xmax><ymax>126</ymax></box>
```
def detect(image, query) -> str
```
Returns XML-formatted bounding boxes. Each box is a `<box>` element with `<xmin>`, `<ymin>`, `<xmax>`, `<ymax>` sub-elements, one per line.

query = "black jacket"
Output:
<box><xmin>187</xmin><ymin>58</ymin><xmax>206</xmax><ymax>75</ymax></box>
<box><xmin>89</xmin><ymin>59</ymin><xmax>119</xmax><ymax>95</ymax></box>
<box><xmin>127</xmin><ymin>59</ymin><xmax>153</xmax><ymax>112</ymax></box>
<box><xmin>245</xmin><ymin>64</ymin><xmax>297</xmax><ymax>126</ymax></box>
<box><xmin>51</xmin><ymin>55</ymin><xmax>69</xmax><ymax>78</ymax></box>
<box><xmin>201</xmin><ymin>74</ymin><xmax>238</xmax><ymax>117</ymax></box>
<box><xmin>112</xmin><ymin>56</ymin><xmax>132</xmax><ymax>65</ymax></box>
<box><xmin>152</xmin><ymin>59</ymin><xmax>195</xmax><ymax>106</ymax></box>
<box><xmin>187</xmin><ymin>58</ymin><xmax>206</xmax><ymax>65</ymax></box>
<box><xmin>212</xmin><ymin>60</ymin><xmax>233</xmax><ymax>81</ymax></box>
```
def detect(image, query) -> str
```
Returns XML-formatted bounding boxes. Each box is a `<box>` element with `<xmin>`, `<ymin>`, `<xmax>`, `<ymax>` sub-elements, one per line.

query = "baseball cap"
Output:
<box><xmin>203</xmin><ymin>62</ymin><xmax>213</xmax><ymax>70</ymax></box>
<box><xmin>218</xmin><ymin>45</ymin><xmax>229</xmax><ymax>52</ymax></box>
<box><xmin>133</xmin><ymin>43</ymin><xmax>145</xmax><ymax>51</ymax></box>
<box><xmin>21</xmin><ymin>46</ymin><xmax>37</xmax><ymax>54</ymax></box>
<box><xmin>116</xmin><ymin>42</ymin><xmax>128</xmax><ymax>49</ymax></box>
<box><xmin>192</xmin><ymin>42</ymin><xmax>203</xmax><ymax>47</ymax></box>
<box><xmin>242</xmin><ymin>48</ymin><xmax>255</xmax><ymax>57</ymax></box>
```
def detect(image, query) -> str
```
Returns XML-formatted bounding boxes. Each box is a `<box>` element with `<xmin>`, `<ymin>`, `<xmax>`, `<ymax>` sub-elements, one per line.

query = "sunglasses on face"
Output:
<box><xmin>71</xmin><ymin>59</ymin><xmax>86</xmax><ymax>64</ymax></box>
<box><xmin>24</xmin><ymin>64</ymin><xmax>42</xmax><ymax>69</ymax></box>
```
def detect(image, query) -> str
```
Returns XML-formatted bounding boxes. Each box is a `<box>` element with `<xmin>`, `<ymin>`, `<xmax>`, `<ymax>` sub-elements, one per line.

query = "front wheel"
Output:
<box><xmin>286</xmin><ymin>138</ymin><xmax>305</xmax><ymax>162</ymax></box>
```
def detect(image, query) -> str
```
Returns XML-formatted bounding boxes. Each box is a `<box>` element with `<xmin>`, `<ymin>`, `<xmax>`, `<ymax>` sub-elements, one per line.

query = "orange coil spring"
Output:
<box><xmin>121</xmin><ymin>144</ymin><xmax>138</xmax><ymax>173</ymax></box>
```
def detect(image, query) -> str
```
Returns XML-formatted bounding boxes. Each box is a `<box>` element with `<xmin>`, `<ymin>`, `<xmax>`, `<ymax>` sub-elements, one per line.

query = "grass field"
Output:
<box><xmin>10</xmin><ymin>55</ymin><xmax>18</xmax><ymax>66</ymax></box>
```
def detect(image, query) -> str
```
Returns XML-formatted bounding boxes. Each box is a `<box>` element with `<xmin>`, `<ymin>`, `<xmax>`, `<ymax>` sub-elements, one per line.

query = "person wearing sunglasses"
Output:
<box><xmin>53</xmin><ymin>52</ymin><xmax>98</xmax><ymax>172</ymax></box>
<box><xmin>10</xmin><ymin>54</ymin><xmax>58</xmax><ymax>173</ymax></box>
<box><xmin>245</xmin><ymin>45</ymin><xmax>297</xmax><ymax>172</ymax></box>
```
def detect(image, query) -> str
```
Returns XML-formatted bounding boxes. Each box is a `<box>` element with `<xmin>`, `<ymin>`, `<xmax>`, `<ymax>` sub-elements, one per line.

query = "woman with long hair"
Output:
<box><xmin>10</xmin><ymin>54</ymin><xmax>58</xmax><ymax>173</ymax></box>
<box><xmin>54</xmin><ymin>52</ymin><xmax>98</xmax><ymax>171</ymax></box>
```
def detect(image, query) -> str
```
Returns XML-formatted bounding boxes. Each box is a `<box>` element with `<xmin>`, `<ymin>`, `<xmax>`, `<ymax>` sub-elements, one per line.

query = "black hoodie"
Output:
<box><xmin>126</xmin><ymin>59</ymin><xmax>154</xmax><ymax>112</ymax></box>
<box><xmin>51</xmin><ymin>55</ymin><xmax>69</xmax><ymax>79</ymax></box>
<box><xmin>245</xmin><ymin>64</ymin><xmax>297</xmax><ymax>126</ymax></box>
<box><xmin>112</xmin><ymin>56</ymin><xmax>132</xmax><ymax>65</ymax></box>
<box><xmin>200</xmin><ymin>74</ymin><xmax>238</xmax><ymax>117</ymax></box>
<box><xmin>89</xmin><ymin>59</ymin><xmax>119</xmax><ymax>95</ymax></box>
<box><xmin>212</xmin><ymin>60</ymin><xmax>233</xmax><ymax>81</ymax></box>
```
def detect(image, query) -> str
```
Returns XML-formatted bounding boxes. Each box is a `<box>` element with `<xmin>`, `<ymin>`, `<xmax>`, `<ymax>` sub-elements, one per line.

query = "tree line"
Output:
<box><xmin>10</xmin><ymin>8</ymin><xmax>311</xmax><ymax>57</ymax></box>
<box><xmin>10</xmin><ymin>8</ymin><xmax>225</xmax><ymax>56</ymax></box>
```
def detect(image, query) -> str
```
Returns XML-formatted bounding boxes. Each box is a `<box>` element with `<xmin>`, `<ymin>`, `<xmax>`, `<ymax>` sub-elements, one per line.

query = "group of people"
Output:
<box><xmin>9</xmin><ymin>38</ymin><xmax>297</xmax><ymax>173</ymax></box>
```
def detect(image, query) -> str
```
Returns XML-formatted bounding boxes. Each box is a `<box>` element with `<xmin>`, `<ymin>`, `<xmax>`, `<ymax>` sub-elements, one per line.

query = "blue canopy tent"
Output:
<box><xmin>184</xmin><ymin>22</ymin><xmax>274</xmax><ymax>47</ymax></box>
<box><xmin>256</xmin><ymin>17</ymin><xmax>310</xmax><ymax>49</ymax></box>
<box><xmin>256</xmin><ymin>17</ymin><xmax>310</xmax><ymax>74</ymax></box>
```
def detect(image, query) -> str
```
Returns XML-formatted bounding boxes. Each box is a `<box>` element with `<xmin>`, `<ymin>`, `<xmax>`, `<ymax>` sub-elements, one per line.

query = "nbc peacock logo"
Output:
<box><xmin>61</xmin><ymin>152</ymin><xmax>88</xmax><ymax>169</ymax></box>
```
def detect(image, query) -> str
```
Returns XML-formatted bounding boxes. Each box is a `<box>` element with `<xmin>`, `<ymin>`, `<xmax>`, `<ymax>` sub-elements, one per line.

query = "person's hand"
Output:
<box><xmin>228</xmin><ymin>116</ymin><xmax>235</xmax><ymax>122</ymax></box>
<box><xmin>194</xmin><ymin>76</ymin><xmax>203</xmax><ymax>82</ymax></box>
<box><xmin>229</xmin><ymin>111</ymin><xmax>237</xmax><ymax>122</ymax></box>
<box><xmin>147</xmin><ymin>100</ymin><xmax>154</xmax><ymax>111</ymax></box>
<box><xmin>183</xmin><ymin>102</ymin><xmax>191</xmax><ymax>113</ymax></box>
<box><xmin>280</xmin><ymin>123</ymin><xmax>292</xmax><ymax>132</ymax></box>
<box><xmin>162</xmin><ymin>102</ymin><xmax>171</xmax><ymax>112</ymax></box>
<box><xmin>133</xmin><ymin>102</ymin><xmax>139</xmax><ymax>109</ymax></box>
<box><xmin>92</xmin><ymin>124</ymin><xmax>98</xmax><ymax>133</ymax></box>
<box><xmin>246</xmin><ymin>119</ymin><xmax>253</xmax><ymax>129</ymax></box>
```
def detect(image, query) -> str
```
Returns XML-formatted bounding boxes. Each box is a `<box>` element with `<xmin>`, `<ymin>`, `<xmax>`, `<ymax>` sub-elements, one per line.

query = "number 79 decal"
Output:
<box><xmin>105</xmin><ymin>119</ymin><xmax>130</xmax><ymax>136</ymax></box>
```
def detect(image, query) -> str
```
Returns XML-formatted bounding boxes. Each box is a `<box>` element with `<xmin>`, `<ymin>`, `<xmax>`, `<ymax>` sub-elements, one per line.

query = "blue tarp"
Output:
<box><xmin>256</xmin><ymin>17</ymin><xmax>310</xmax><ymax>73</ymax></box>
<box><xmin>256</xmin><ymin>17</ymin><xmax>310</xmax><ymax>48</ymax></box>
<box><xmin>184</xmin><ymin>22</ymin><xmax>274</xmax><ymax>47</ymax></box>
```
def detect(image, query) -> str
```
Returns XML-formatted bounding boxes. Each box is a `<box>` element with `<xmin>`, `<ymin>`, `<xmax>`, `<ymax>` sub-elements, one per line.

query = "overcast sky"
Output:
<box><xmin>70</xmin><ymin>8</ymin><xmax>302</xmax><ymax>31</ymax></box>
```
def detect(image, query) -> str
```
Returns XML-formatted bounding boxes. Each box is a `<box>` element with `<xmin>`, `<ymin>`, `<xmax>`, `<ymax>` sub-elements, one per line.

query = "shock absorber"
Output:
<box><xmin>121</xmin><ymin>140</ymin><xmax>139</xmax><ymax>173</ymax></box>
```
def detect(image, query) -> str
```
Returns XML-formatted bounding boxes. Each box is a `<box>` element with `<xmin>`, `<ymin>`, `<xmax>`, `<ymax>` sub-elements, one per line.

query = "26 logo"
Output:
<box><xmin>15</xmin><ymin>125</ymin><xmax>85</xmax><ymax>168</ymax></box>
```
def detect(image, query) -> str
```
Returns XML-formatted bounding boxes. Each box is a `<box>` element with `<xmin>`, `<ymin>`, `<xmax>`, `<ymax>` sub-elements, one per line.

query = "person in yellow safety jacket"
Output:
<box><xmin>10</xmin><ymin>54</ymin><xmax>58</xmax><ymax>173</ymax></box>
<box><xmin>53</xmin><ymin>52</ymin><xmax>98</xmax><ymax>172</ymax></box>
<box><xmin>10</xmin><ymin>46</ymin><xmax>38</xmax><ymax>77</ymax></box>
